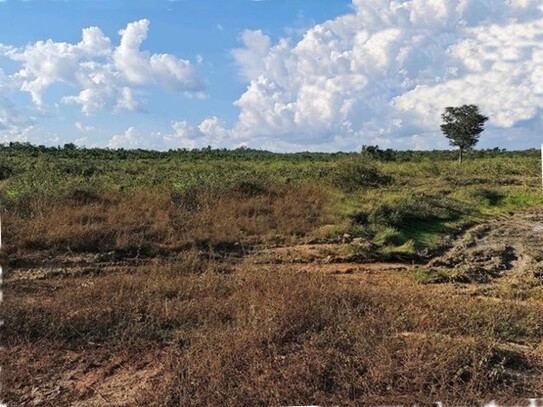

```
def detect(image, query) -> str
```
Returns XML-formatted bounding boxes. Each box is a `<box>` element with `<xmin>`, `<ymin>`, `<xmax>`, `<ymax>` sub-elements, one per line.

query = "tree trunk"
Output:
<box><xmin>458</xmin><ymin>148</ymin><xmax>463</xmax><ymax>165</ymax></box>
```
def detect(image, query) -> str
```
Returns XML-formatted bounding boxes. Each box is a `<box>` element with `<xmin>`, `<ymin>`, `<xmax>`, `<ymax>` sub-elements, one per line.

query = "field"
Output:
<box><xmin>1</xmin><ymin>143</ymin><xmax>543</xmax><ymax>406</ymax></box>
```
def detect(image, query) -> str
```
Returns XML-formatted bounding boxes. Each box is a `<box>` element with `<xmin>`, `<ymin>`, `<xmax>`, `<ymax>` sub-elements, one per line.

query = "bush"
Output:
<box><xmin>366</xmin><ymin>193</ymin><xmax>461</xmax><ymax>228</ymax></box>
<box><xmin>0</xmin><ymin>163</ymin><xmax>14</xmax><ymax>180</ymax></box>
<box><xmin>373</xmin><ymin>226</ymin><xmax>406</xmax><ymax>246</ymax></box>
<box><xmin>330</xmin><ymin>157</ymin><xmax>391</xmax><ymax>192</ymax></box>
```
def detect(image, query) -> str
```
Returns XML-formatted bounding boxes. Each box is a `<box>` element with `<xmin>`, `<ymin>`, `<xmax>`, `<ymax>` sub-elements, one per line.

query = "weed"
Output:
<box><xmin>411</xmin><ymin>268</ymin><xmax>450</xmax><ymax>284</ymax></box>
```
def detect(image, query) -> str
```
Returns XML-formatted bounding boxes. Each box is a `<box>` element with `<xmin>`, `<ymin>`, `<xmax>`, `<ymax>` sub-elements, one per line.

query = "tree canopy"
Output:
<box><xmin>440</xmin><ymin>104</ymin><xmax>488</xmax><ymax>164</ymax></box>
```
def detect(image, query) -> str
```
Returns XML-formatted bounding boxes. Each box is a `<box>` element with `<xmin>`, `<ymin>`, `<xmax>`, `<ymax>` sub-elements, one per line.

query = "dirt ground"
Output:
<box><xmin>3</xmin><ymin>211</ymin><xmax>543</xmax><ymax>406</ymax></box>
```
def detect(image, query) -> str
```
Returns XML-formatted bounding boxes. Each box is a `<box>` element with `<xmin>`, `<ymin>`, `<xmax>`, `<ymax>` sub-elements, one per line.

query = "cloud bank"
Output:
<box><xmin>2</xmin><ymin>1</ymin><xmax>543</xmax><ymax>151</ymax></box>
<box><xmin>0</xmin><ymin>19</ymin><xmax>204</xmax><ymax>115</ymax></box>
<box><xmin>223</xmin><ymin>0</ymin><xmax>543</xmax><ymax>151</ymax></box>
<box><xmin>123</xmin><ymin>117</ymin><xmax>233</xmax><ymax>151</ymax></box>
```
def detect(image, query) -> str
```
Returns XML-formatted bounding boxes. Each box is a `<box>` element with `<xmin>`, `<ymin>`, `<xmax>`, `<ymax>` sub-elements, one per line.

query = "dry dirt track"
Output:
<box><xmin>429</xmin><ymin>212</ymin><xmax>543</xmax><ymax>284</ymax></box>
<box><xmin>4</xmin><ymin>211</ymin><xmax>543</xmax><ymax>406</ymax></box>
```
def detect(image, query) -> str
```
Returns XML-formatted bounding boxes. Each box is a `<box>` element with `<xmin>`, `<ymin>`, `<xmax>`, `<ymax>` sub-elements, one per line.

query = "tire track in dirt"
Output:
<box><xmin>428</xmin><ymin>212</ymin><xmax>543</xmax><ymax>285</ymax></box>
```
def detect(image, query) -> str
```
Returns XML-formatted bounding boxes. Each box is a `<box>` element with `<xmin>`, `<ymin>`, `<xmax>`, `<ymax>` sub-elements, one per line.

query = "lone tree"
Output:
<box><xmin>440</xmin><ymin>104</ymin><xmax>488</xmax><ymax>164</ymax></box>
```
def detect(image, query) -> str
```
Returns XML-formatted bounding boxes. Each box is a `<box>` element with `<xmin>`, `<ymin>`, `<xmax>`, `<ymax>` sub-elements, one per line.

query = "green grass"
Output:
<box><xmin>410</xmin><ymin>268</ymin><xmax>450</xmax><ymax>284</ymax></box>
<box><xmin>4</xmin><ymin>144</ymin><xmax>543</xmax><ymax>405</ymax></box>
<box><xmin>1</xmin><ymin>144</ymin><xmax>543</xmax><ymax>259</ymax></box>
<box><xmin>500</xmin><ymin>191</ymin><xmax>543</xmax><ymax>209</ymax></box>
<box><xmin>401</xmin><ymin>218</ymin><xmax>452</xmax><ymax>251</ymax></box>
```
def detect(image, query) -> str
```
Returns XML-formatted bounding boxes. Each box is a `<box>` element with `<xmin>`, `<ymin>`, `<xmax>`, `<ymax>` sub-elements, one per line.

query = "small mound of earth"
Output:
<box><xmin>428</xmin><ymin>212</ymin><xmax>543</xmax><ymax>283</ymax></box>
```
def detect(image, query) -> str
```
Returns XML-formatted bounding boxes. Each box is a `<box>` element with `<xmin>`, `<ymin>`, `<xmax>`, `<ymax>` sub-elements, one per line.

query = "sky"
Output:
<box><xmin>0</xmin><ymin>0</ymin><xmax>542</xmax><ymax>152</ymax></box>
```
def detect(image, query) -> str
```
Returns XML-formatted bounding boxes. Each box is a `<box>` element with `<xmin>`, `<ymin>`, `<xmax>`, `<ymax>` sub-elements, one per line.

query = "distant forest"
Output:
<box><xmin>0</xmin><ymin>141</ymin><xmax>538</xmax><ymax>162</ymax></box>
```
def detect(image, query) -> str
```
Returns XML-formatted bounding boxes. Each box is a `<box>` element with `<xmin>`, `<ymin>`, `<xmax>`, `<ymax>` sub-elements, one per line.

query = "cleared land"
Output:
<box><xmin>1</xmin><ymin>145</ymin><xmax>543</xmax><ymax>406</ymax></box>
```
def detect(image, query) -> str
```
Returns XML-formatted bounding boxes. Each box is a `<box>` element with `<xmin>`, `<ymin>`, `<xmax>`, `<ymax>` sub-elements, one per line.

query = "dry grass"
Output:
<box><xmin>3</xmin><ymin>258</ymin><xmax>542</xmax><ymax>405</ymax></box>
<box><xmin>3</xmin><ymin>153</ymin><xmax>543</xmax><ymax>405</ymax></box>
<box><xmin>4</xmin><ymin>182</ymin><xmax>331</xmax><ymax>258</ymax></box>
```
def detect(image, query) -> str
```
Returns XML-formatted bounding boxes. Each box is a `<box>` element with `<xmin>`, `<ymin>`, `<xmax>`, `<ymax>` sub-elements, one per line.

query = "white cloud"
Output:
<box><xmin>198</xmin><ymin>116</ymin><xmax>231</xmax><ymax>144</ymax></box>
<box><xmin>231</xmin><ymin>30</ymin><xmax>273</xmax><ymax>80</ymax></box>
<box><xmin>115</xmin><ymin>87</ymin><xmax>143</xmax><ymax>112</ymax></box>
<box><xmin>158</xmin><ymin>116</ymin><xmax>232</xmax><ymax>149</ymax></box>
<box><xmin>113</xmin><ymin>19</ymin><xmax>203</xmax><ymax>93</ymax></box>
<box><xmin>75</xmin><ymin>121</ymin><xmax>94</xmax><ymax>133</ymax></box>
<box><xmin>4</xmin><ymin>1</ymin><xmax>543</xmax><ymax>151</ymax></box>
<box><xmin>394</xmin><ymin>18</ymin><xmax>543</xmax><ymax>129</ymax></box>
<box><xmin>74</xmin><ymin>136</ymin><xmax>89</xmax><ymax>147</ymax></box>
<box><xmin>227</xmin><ymin>0</ymin><xmax>543</xmax><ymax>151</ymax></box>
<box><xmin>1</xmin><ymin>19</ymin><xmax>204</xmax><ymax>115</ymax></box>
<box><xmin>0</xmin><ymin>68</ymin><xmax>35</xmax><ymax>143</ymax></box>
<box><xmin>63</xmin><ymin>88</ymin><xmax>112</xmax><ymax>116</ymax></box>
<box><xmin>107</xmin><ymin>127</ymin><xmax>143</xmax><ymax>149</ymax></box>
<box><xmin>106</xmin><ymin>116</ymin><xmax>234</xmax><ymax>151</ymax></box>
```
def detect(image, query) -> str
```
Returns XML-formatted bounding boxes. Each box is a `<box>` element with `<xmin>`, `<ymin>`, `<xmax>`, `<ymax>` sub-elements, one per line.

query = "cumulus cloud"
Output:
<box><xmin>1</xmin><ymin>19</ymin><xmax>204</xmax><ymax>115</ymax></box>
<box><xmin>0</xmin><ymin>68</ymin><xmax>35</xmax><ymax>143</ymax></box>
<box><xmin>107</xmin><ymin>127</ymin><xmax>143</xmax><ymax>149</ymax></box>
<box><xmin>228</xmin><ymin>0</ymin><xmax>543</xmax><ymax>151</ymax></box>
<box><xmin>114</xmin><ymin>87</ymin><xmax>143</xmax><ymax>112</ymax></box>
<box><xmin>231</xmin><ymin>30</ymin><xmax>273</xmax><ymax>80</ymax></box>
<box><xmin>5</xmin><ymin>1</ymin><xmax>543</xmax><ymax>151</ymax></box>
<box><xmin>159</xmin><ymin>116</ymin><xmax>233</xmax><ymax>149</ymax></box>
<box><xmin>75</xmin><ymin>121</ymin><xmax>94</xmax><ymax>133</ymax></box>
<box><xmin>106</xmin><ymin>116</ymin><xmax>233</xmax><ymax>150</ymax></box>
<box><xmin>0</xmin><ymin>100</ymin><xmax>34</xmax><ymax>143</ymax></box>
<box><xmin>394</xmin><ymin>18</ymin><xmax>543</xmax><ymax>129</ymax></box>
<box><xmin>113</xmin><ymin>20</ymin><xmax>202</xmax><ymax>92</ymax></box>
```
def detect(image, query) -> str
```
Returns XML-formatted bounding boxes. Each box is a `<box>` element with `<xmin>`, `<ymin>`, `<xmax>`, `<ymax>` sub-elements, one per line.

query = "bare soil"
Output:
<box><xmin>429</xmin><ymin>211</ymin><xmax>543</xmax><ymax>286</ymax></box>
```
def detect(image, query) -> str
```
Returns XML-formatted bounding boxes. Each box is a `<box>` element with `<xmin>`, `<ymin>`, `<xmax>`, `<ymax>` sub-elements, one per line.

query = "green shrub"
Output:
<box><xmin>0</xmin><ymin>163</ymin><xmax>14</xmax><ymax>180</ymax></box>
<box><xmin>411</xmin><ymin>268</ymin><xmax>449</xmax><ymax>284</ymax></box>
<box><xmin>366</xmin><ymin>193</ymin><xmax>462</xmax><ymax>228</ymax></box>
<box><xmin>373</xmin><ymin>226</ymin><xmax>405</xmax><ymax>246</ymax></box>
<box><xmin>330</xmin><ymin>157</ymin><xmax>391</xmax><ymax>192</ymax></box>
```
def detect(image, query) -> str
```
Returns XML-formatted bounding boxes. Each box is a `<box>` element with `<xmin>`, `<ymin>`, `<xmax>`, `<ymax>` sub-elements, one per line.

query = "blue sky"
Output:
<box><xmin>0</xmin><ymin>0</ymin><xmax>542</xmax><ymax>151</ymax></box>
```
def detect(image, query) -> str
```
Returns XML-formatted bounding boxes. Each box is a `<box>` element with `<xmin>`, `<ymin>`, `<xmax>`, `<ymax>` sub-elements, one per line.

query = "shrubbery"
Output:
<box><xmin>0</xmin><ymin>162</ymin><xmax>13</xmax><ymax>180</ymax></box>
<box><xmin>330</xmin><ymin>157</ymin><xmax>391</xmax><ymax>192</ymax></box>
<box><xmin>0</xmin><ymin>144</ymin><xmax>541</xmax><ymax>259</ymax></box>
